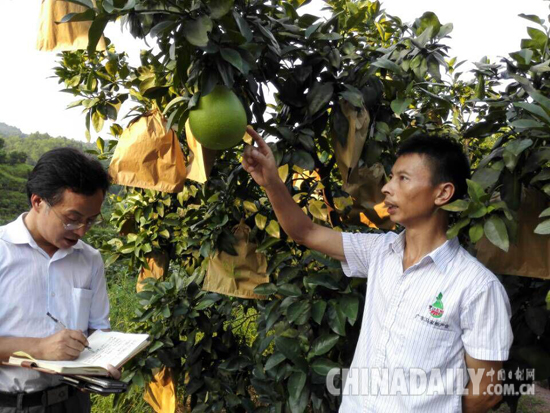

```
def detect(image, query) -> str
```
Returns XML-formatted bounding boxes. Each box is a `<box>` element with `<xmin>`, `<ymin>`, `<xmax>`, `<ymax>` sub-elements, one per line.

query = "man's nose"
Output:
<box><xmin>73</xmin><ymin>226</ymin><xmax>87</xmax><ymax>239</ymax></box>
<box><xmin>382</xmin><ymin>180</ymin><xmax>391</xmax><ymax>195</ymax></box>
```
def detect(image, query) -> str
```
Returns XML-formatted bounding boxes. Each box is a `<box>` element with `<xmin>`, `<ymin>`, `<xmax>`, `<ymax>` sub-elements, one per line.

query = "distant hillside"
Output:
<box><xmin>1</xmin><ymin>130</ymin><xmax>94</xmax><ymax>165</ymax></box>
<box><xmin>0</xmin><ymin>122</ymin><xmax>24</xmax><ymax>137</ymax></box>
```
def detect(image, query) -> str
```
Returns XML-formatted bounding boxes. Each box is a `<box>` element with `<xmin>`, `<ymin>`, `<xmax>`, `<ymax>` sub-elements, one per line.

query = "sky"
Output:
<box><xmin>0</xmin><ymin>0</ymin><xmax>548</xmax><ymax>142</ymax></box>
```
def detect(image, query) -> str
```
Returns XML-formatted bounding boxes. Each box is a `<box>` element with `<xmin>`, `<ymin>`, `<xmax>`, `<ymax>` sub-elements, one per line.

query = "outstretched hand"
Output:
<box><xmin>242</xmin><ymin>127</ymin><xmax>280</xmax><ymax>189</ymax></box>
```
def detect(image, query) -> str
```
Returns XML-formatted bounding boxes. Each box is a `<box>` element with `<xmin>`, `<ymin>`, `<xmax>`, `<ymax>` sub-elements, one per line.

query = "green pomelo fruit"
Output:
<box><xmin>188</xmin><ymin>85</ymin><xmax>247</xmax><ymax>150</ymax></box>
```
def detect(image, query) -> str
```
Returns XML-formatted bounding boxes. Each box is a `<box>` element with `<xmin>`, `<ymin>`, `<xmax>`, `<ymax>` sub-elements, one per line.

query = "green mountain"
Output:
<box><xmin>1</xmin><ymin>131</ymin><xmax>94</xmax><ymax>166</ymax></box>
<box><xmin>0</xmin><ymin>122</ymin><xmax>24</xmax><ymax>137</ymax></box>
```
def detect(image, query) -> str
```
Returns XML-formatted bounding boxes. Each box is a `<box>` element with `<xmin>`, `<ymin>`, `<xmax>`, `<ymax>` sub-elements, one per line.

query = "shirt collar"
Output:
<box><xmin>388</xmin><ymin>230</ymin><xmax>460</xmax><ymax>274</ymax></box>
<box><xmin>0</xmin><ymin>213</ymin><xmax>84</xmax><ymax>251</ymax></box>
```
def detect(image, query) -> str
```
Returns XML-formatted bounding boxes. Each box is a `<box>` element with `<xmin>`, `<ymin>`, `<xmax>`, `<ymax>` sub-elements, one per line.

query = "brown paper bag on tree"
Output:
<box><xmin>109</xmin><ymin>110</ymin><xmax>187</xmax><ymax>193</ymax></box>
<box><xmin>203</xmin><ymin>221</ymin><xmax>268</xmax><ymax>299</ymax></box>
<box><xmin>332</xmin><ymin>100</ymin><xmax>371</xmax><ymax>186</ymax></box>
<box><xmin>143</xmin><ymin>367</ymin><xmax>177</xmax><ymax>413</ymax></box>
<box><xmin>184</xmin><ymin>119</ymin><xmax>217</xmax><ymax>183</ymax></box>
<box><xmin>36</xmin><ymin>0</ymin><xmax>106</xmax><ymax>52</ymax></box>
<box><xmin>137</xmin><ymin>251</ymin><xmax>177</xmax><ymax>413</ymax></box>
<box><xmin>137</xmin><ymin>251</ymin><xmax>170</xmax><ymax>293</ymax></box>
<box><xmin>332</xmin><ymin>100</ymin><xmax>393</xmax><ymax>229</ymax></box>
<box><xmin>476</xmin><ymin>188</ymin><xmax>550</xmax><ymax>279</ymax></box>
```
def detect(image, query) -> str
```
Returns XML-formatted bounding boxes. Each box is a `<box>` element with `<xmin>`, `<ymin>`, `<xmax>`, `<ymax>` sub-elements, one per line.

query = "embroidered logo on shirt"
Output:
<box><xmin>429</xmin><ymin>292</ymin><xmax>444</xmax><ymax>318</ymax></box>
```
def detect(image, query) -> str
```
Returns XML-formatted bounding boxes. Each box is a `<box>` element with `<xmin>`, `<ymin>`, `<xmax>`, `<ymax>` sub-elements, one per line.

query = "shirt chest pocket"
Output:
<box><xmin>396</xmin><ymin>317</ymin><xmax>457</xmax><ymax>372</ymax></box>
<box><xmin>72</xmin><ymin>288</ymin><xmax>93</xmax><ymax>332</ymax></box>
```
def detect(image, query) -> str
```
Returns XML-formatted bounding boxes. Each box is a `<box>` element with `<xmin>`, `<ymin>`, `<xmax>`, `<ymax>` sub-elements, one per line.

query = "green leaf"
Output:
<box><xmin>232</xmin><ymin>11</ymin><xmax>253</xmax><ymax>42</ymax></box>
<box><xmin>467</xmin><ymin>203</ymin><xmax>487</xmax><ymax>219</ymax></box>
<box><xmin>278</xmin><ymin>283</ymin><xmax>302</xmax><ymax>297</ymax></box>
<box><xmin>372</xmin><ymin>58</ymin><xmax>403</xmax><ymax>74</ymax></box>
<box><xmin>265</xmin><ymin>220</ymin><xmax>280</xmax><ymax>238</ymax></box>
<box><xmin>305</xmin><ymin>273</ymin><xmax>339</xmax><ymax>290</ymax></box>
<box><xmin>291</xmin><ymin>151</ymin><xmax>315</xmax><ymax>171</ymax></box>
<box><xmin>87</xmin><ymin>16</ymin><xmax>109</xmax><ymax>54</ymax></box>
<box><xmin>275</xmin><ymin>337</ymin><xmax>301</xmax><ymax>361</ymax></box>
<box><xmin>339</xmin><ymin>295</ymin><xmax>359</xmax><ymax>325</ymax></box>
<box><xmin>254</xmin><ymin>283</ymin><xmax>277</xmax><ymax>295</ymax></box>
<box><xmin>527</xmin><ymin>27</ymin><xmax>548</xmax><ymax>49</ymax></box>
<box><xmin>327</xmin><ymin>301</ymin><xmax>346</xmax><ymax>336</ymax></box>
<box><xmin>514</xmin><ymin>103</ymin><xmax>550</xmax><ymax>124</ymax></box>
<box><xmin>92</xmin><ymin>110</ymin><xmax>104</xmax><ymax>133</ymax></box>
<box><xmin>440</xmin><ymin>199</ymin><xmax>469</xmax><ymax>212</ymax></box>
<box><xmin>311</xmin><ymin>358</ymin><xmax>340</xmax><ymax>376</ymax></box>
<box><xmin>311</xmin><ymin>300</ymin><xmax>327</xmax><ymax>325</ymax></box>
<box><xmin>288</xmin><ymin>371</ymin><xmax>307</xmax><ymax>402</ymax></box>
<box><xmin>546</xmin><ymin>290</ymin><xmax>550</xmax><ymax>311</ymax></box>
<box><xmin>265</xmin><ymin>353</ymin><xmax>286</xmax><ymax>370</ymax></box>
<box><xmin>510</xmin><ymin>119</ymin><xmax>545</xmax><ymax>129</ymax></box>
<box><xmin>104</xmin><ymin>253</ymin><xmax>120</xmax><ymax>267</ymax></box>
<box><xmin>221</xmin><ymin>48</ymin><xmax>246</xmax><ymax>74</ymax></box>
<box><xmin>287</xmin><ymin>301</ymin><xmax>311</xmax><ymax>325</ymax></box>
<box><xmin>391</xmin><ymin>98</ymin><xmax>412</xmax><ymax>115</ymax></box>
<box><xmin>484</xmin><ymin>215</ymin><xmax>509</xmax><ymax>252</ymax></box>
<box><xmin>310</xmin><ymin>334</ymin><xmax>340</xmax><ymax>356</ymax></box>
<box><xmin>446</xmin><ymin>218</ymin><xmax>470</xmax><ymax>239</ymax></box>
<box><xmin>255</xmin><ymin>214</ymin><xmax>267</xmax><ymax>230</ymax></box>
<box><xmin>305</xmin><ymin>22</ymin><xmax>322</xmax><ymax>39</ymax></box>
<box><xmin>59</xmin><ymin>9</ymin><xmax>95</xmax><ymax>23</ymax></box>
<box><xmin>472</xmin><ymin>167</ymin><xmax>501</xmax><ymax>190</ymax></box>
<box><xmin>306</xmin><ymin>82</ymin><xmax>333</xmax><ymax>116</ymax></box>
<box><xmin>208</xmin><ymin>0</ymin><xmax>234</xmax><ymax>19</ymax></box>
<box><xmin>469</xmin><ymin>224</ymin><xmax>484</xmax><ymax>243</ymax></box>
<box><xmin>466</xmin><ymin>179</ymin><xmax>485</xmax><ymax>202</ymax></box>
<box><xmin>416</xmin><ymin>11</ymin><xmax>441</xmax><ymax>37</ymax></box>
<box><xmin>518</xmin><ymin>14</ymin><xmax>544</xmax><ymax>25</ymax></box>
<box><xmin>540</xmin><ymin>207</ymin><xmax>550</xmax><ymax>218</ymax></box>
<box><xmin>182</xmin><ymin>16</ymin><xmax>213</xmax><ymax>47</ymax></box>
<box><xmin>534</xmin><ymin>219</ymin><xmax>550</xmax><ymax>235</ymax></box>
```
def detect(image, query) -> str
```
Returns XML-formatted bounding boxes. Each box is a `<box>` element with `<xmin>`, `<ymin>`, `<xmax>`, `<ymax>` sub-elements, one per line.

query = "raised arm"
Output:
<box><xmin>242</xmin><ymin>127</ymin><xmax>344</xmax><ymax>261</ymax></box>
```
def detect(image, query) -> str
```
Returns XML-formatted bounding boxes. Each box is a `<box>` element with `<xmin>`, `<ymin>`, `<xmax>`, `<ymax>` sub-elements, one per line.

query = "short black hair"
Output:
<box><xmin>26</xmin><ymin>147</ymin><xmax>110</xmax><ymax>206</ymax></box>
<box><xmin>396</xmin><ymin>136</ymin><xmax>470</xmax><ymax>202</ymax></box>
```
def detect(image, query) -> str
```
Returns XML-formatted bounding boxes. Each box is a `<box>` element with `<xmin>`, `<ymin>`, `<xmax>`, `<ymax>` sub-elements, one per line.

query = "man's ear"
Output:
<box><xmin>30</xmin><ymin>194</ymin><xmax>45</xmax><ymax>212</ymax></box>
<box><xmin>434</xmin><ymin>182</ymin><xmax>455</xmax><ymax>206</ymax></box>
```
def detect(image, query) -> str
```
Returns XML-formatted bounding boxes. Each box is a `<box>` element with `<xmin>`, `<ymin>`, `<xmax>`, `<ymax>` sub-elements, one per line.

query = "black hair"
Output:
<box><xmin>396</xmin><ymin>135</ymin><xmax>470</xmax><ymax>202</ymax></box>
<box><xmin>26</xmin><ymin>147</ymin><xmax>110</xmax><ymax>206</ymax></box>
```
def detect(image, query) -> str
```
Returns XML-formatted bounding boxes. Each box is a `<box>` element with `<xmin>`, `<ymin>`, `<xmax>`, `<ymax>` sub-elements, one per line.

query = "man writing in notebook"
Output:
<box><xmin>242</xmin><ymin>128</ymin><xmax>513</xmax><ymax>412</ymax></box>
<box><xmin>0</xmin><ymin>148</ymin><xmax>119</xmax><ymax>412</ymax></box>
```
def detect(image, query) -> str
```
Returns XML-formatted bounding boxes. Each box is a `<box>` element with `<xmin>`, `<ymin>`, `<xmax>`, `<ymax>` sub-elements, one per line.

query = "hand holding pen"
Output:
<box><xmin>39</xmin><ymin>312</ymin><xmax>94</xmax><ymax>360</ymax></box>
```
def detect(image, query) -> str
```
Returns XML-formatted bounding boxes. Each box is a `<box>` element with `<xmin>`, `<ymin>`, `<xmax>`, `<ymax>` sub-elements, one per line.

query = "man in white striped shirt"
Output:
<box><xmin>0</xmin><ymin>148</ymin><xmax>119</xmax><ymax>412</ymax></box>
<box><xmin>242</xmin><ymin>128</ymin><xmax>513</xmax><ymax>412</ymax></box>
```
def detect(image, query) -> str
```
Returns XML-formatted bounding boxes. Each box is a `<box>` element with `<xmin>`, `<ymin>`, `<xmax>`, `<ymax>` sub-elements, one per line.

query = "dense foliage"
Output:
<box><xmin>53</xmin><ymin>0</ymin><xmax>550</xmax><ymax>411</ymax></box>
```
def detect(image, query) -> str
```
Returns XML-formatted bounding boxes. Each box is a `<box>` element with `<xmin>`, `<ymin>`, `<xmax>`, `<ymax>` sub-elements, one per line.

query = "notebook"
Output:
<box><xmin>6</xmin><ymin>330</ymin><xmax>150</xmax><ymax>376</ymax></box>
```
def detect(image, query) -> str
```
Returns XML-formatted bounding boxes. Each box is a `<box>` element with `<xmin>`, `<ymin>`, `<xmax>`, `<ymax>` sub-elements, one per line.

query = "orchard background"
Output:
<box><xmin>44</xmin><ymin>0</ymin><xmax>550</xmax><ymax>411</ymax></box>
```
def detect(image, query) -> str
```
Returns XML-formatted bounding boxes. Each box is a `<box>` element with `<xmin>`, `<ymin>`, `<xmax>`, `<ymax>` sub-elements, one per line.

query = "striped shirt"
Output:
<box><xmin>0</xmin><ymin>214</ymin><xmax>110</xmax><ymax>392</ymax></box>
<box><xmin>340</xmin><ymin>231</ymin><xmax>513</xmax><ymax>412</ymax></box>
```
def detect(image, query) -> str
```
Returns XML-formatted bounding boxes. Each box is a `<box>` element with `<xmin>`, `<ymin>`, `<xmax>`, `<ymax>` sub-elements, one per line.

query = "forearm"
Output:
<box><xmin>462</xmin><ymin>380</ymin><xmax>502</xmax><ymax>412</ymax></box>
<box><xmin>264</xmin><ymin>179</ymin><xmax>314</xmax><ymax>244</ymax></box>
<box><xmin>0</xmin><ymin>336</ymin><xmax>44</xmax><ymax>362</ymax></box>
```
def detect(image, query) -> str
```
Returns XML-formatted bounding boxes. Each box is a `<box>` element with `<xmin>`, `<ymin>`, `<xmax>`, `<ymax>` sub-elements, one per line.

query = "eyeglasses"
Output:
<box><xmin>45</xmin><ymin>202</ymin><xmax>101</xmax><ymax>231</ymax></box>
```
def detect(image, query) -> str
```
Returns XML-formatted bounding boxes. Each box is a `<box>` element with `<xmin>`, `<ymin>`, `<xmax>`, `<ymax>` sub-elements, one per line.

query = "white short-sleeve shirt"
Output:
<box><xmin>340</xmin><ymin>231</ymin><xmax>513</xmax><ymax>413</ymax></box>
<box><xmin>0</xmin><ymin>214</ymin><xmax>110</xmax><ymax>392</ymax></box>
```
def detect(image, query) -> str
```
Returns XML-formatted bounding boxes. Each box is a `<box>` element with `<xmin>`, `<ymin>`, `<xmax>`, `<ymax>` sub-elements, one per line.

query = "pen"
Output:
<box><xmin>46</xmin><ymin>312</ymin><xmax>95</xmax><ymax>353</ymax></box>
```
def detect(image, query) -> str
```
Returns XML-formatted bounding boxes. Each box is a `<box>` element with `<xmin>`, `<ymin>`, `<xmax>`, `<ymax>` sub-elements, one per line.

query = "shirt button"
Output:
<box><xmin>51</xmin><ymin>292</ymin><xmax>55</xmax><ymax>297</ymax></box>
